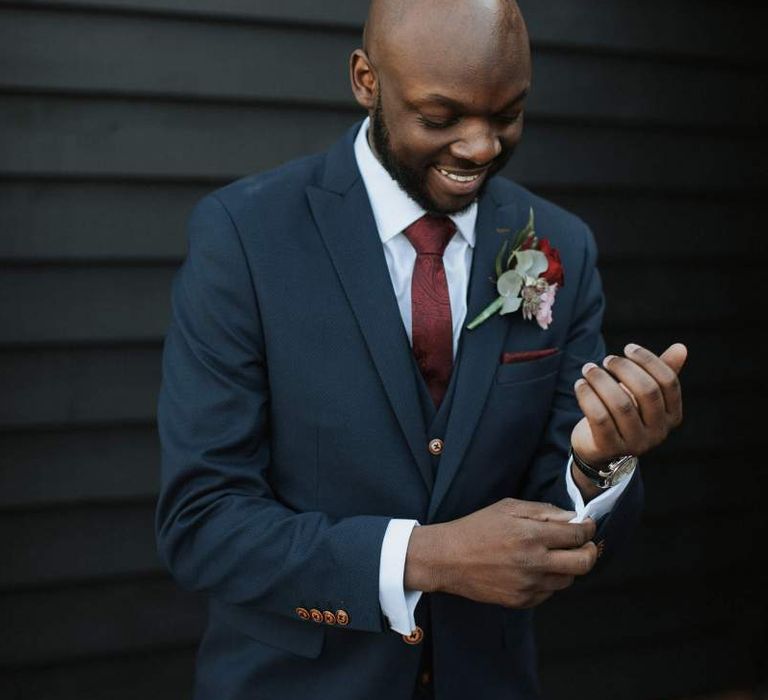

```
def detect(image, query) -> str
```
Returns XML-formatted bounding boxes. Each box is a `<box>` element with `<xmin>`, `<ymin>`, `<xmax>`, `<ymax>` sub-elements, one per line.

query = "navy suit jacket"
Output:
<box><xmin>156</xmin><ymin>121</ymin><xmax>643</xmax><ymax>699</ymax></box>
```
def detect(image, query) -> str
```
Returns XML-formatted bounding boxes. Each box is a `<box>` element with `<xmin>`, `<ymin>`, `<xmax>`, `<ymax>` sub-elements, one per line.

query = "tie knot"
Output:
<box><xmin>403</xmin><ymin>214</ymin><xmax>457</xmax><ymax>256</ymax></box>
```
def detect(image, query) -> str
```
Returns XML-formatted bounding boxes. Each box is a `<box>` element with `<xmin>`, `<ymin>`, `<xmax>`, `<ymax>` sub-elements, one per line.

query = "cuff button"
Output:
<box><xmin>335</xmin><ymin>609</ymin><xmax>349</xmax><ymax>626</ymax></box>
<box><xmin>310</xmin><ymin>608</ymin><xmax>324</xmax><ymax>623</ymax></box>
<box><xmin>323</xmin><ymin>610</ymin><xmax>337</xmax><ymax>625</ymax></box>
<box><xmin>295</xmin><ymin>607</ymin><xmax>310</xmax><ymax>621</ymax></box>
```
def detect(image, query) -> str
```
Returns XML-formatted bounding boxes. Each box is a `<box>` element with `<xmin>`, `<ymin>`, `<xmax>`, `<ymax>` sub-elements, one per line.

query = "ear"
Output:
<box><xmin>349</xmin><ymin>49</ymin><xmax>377</xmax><ymax>111</ymax></box>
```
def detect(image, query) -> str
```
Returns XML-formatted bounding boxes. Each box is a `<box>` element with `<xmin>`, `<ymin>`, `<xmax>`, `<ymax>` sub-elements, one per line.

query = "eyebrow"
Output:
<box><xmin>415</xmin><ymin>87</ymin><xmax>530</xmax><ymax>112</ymax></box>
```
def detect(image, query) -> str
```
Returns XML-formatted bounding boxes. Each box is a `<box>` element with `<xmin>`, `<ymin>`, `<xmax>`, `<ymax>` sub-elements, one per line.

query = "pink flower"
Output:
<box><xmin>535</xmin><ymin>283</ymin><xmax>558</xmax><ymax>330</ymax></box>
<box><xmin>521</xmin><ymin>280</ymin><xmax>558</xmax><ymax>330</ymax></box>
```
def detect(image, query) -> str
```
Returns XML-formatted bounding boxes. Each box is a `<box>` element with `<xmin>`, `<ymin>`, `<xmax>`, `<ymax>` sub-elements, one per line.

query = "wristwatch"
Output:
<box><xmin>570</xmin><ymin>448</ymin><xmax>637</xmax><ymax>490</ymax></box>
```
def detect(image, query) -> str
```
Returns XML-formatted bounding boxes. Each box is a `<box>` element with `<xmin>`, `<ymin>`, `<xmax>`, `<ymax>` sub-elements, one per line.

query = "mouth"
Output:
<box><xmin>432</xmin><ymin>165</ymin><xmax>489</xmax><ymax>196</ymax></box>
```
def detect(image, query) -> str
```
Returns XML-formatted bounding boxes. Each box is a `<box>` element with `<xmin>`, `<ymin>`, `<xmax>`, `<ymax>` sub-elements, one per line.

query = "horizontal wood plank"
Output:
<box><xmin>1</xmin><ymin>493</ymin><xmax>762</xmax><ymax>590</ymax></box>
<box><xmin>0</xmin><ymin>8</ymin><xmax>763</xmax><ymax>128</ymax></box>
<box><xmin>0</xmin><ymin>339</ymin><xmax>762</xmax><ymax>436</ymax></box>
<box><xmin>1</xmin><ymin>182</ymin><xmax>762</xmax><ymax>263</ymax></box>
<box><xmin>0</xmin><ymin>577</ymin><xmax>205</xmax><ymax>665</ymax></box>
<box><xmin>1</xmin><ymin>0</ymin><xmax>764</xmax><ymax>62</ymax></box>
<box><xmin>1</xmin><ymin>261</ymin><xmax>765</xmax><ymax>346</ymax></box>
<box><xmin>0</xmin><ymin>426</ymin><xmax>160</xmax><ymax>508</ymax></box>
<box><xmin>0</xmin><ymin>95</ymin><xmax>764</xmax><ymax>191</ymax></box>
<box><xmin>0</xmin><ymin>647</ymin><xmax>196</xmax><ymax>700</ymax></box>
<box><xmin>0</xmin><ymin>346</ymin><xmax>160</xmax><ymax>427</ymax></box>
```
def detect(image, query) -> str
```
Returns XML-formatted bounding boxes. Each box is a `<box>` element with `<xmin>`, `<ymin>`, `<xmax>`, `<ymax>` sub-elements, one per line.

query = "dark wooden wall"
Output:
<box><xmin>1</xmin><ymin>1</ymin><xmax>766</xmax><ymax>698</ymax></box>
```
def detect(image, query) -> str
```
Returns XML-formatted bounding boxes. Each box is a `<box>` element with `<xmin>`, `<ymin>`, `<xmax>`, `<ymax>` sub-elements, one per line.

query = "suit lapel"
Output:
<box><xmin>428</xmin><ymin>185</ymin><xmax>525</xmax><ymax>521</ymax></box>
<box><xmin>306</xmin><ymin>125</ymin><xmax>433</xmax><ymax>491</ymax></box>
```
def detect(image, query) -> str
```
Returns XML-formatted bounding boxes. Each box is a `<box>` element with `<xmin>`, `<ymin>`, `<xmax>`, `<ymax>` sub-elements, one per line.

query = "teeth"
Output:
<box><xmin>437</xmin><ymin>167</ymin><xmax>481</xmax><ymax>183</ymax></box>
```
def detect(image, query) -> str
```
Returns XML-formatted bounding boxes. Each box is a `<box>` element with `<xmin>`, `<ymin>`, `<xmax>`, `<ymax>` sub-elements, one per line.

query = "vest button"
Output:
<box><xmin>402</xmin><ymin>626</ymin><xmax>424</xmax><ymax>645</ymax></box>
<box><xmin>428</xmin><ymin>438</ymin><xmax>444</xmax><ymax>455</ymax></box>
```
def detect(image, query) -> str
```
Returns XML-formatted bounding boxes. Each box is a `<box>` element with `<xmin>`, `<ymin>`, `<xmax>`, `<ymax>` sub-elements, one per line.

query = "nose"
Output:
<box><xmin>450</xmin><ymin>122</ymin><xmax>502</xmax><ymax>166</ymax></box>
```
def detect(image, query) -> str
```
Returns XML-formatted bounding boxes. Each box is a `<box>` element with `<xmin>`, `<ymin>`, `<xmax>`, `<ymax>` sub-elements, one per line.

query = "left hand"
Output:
<box><xmin>570</xmin><ymin>343</ymin><xmax>687</xmax><ymax>466</ymax></box>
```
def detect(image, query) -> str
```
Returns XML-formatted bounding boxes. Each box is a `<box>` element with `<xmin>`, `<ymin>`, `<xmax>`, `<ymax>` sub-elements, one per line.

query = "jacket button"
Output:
<box><xmin>323</xmin><ymin>610</ymin><xmax>337</xmax><ymax>625</ymax></box>
<box><xmin>295</xmin><ymin>607</ymin><xmax>310</xmax><ymax>621</ymax></box>
<box><xmin>309</xmin><ymin>608</ymin><xmax>324</xmax><ymax>623</ymax></box>
<box><xmin>335</xmin><ymin>609</ymin><xmax>349</xmax><ymax>626</ymax></box>
<box><xmin>402</xmin><ymin>626</ymin><xmax>424</xmax><ymax>645</ymax></box>
<box><xmin>428</xmin><ymin>438</ymin><xmax>444</xmax><ymax>455</ymax></box>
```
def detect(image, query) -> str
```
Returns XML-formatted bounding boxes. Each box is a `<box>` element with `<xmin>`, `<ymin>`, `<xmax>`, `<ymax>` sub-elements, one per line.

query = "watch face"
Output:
<box><xmin>608</xmin><ymin>456</ymin><xmax>637</xmax><ymax>486</ymax></box>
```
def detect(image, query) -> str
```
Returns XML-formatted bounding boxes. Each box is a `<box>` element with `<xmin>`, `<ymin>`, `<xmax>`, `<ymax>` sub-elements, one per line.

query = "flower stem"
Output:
<box><xmin>466</xmin><ymin>296</ymin><xmax>504</xmax><ymax>330</ymax></box>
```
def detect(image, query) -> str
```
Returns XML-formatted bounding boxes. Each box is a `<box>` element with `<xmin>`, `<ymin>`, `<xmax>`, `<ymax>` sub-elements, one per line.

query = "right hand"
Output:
<box><xmin>404</xmin><ymin>498</ymin><xmax>597</xmax><ymax>608</ymax></box>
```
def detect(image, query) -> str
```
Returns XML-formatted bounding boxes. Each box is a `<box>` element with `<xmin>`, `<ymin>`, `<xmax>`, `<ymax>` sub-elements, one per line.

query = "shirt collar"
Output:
<box><xmin>353</xmin><ymin>116</ymin><xmax>477</xmax><ymax>247</ymax></box>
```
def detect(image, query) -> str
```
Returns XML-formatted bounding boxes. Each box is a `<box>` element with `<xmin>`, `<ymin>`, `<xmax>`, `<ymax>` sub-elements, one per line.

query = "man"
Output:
<box><xmin>156</xmin><ymin>1</ymin><xmax>686</xmax><ymax>698</ymax></box>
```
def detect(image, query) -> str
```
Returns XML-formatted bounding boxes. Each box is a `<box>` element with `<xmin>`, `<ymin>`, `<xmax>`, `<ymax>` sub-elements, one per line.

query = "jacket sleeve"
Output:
<box><xmin>518</xmin><ymin>220</ymin><xmax>643</xmax><ymax>562</ymax></box>
<box><xmin>155</xmin><ymin>194</ymin><xmax>391</xmax><ymax>633</ymax></box>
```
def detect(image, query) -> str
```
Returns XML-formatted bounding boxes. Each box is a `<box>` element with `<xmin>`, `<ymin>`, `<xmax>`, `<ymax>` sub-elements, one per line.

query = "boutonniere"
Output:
<box><xmin>467</xmin><ymin>208</ymin><xmax>564</xmax><ymax>331</ymax></box>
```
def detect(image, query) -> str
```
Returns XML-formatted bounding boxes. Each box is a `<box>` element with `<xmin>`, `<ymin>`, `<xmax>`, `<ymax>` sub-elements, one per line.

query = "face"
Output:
<box><xmin>353</xmin><ymin>25</ymin><xmax>531</xmax><ymax>215</ymax></box>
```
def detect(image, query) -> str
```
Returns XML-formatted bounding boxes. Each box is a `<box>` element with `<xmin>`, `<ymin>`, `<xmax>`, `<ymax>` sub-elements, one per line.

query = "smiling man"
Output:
<box><xmin>156</xmin><ymin>1</ymin><xmax>686</xmax><ymax>699</ymax></box>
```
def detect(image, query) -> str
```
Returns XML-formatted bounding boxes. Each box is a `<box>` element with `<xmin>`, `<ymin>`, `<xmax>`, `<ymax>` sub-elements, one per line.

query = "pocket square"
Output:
<box><xmin>500</xmin><ymin>348</ymin><xmax>559</xmax><ymax>364</ymax></box>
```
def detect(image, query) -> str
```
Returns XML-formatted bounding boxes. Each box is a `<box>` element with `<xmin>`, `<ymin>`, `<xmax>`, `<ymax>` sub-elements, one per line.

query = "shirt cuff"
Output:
<box><xmin>378</xmin><ymin>518</ymin><xmax>422</xmax><ymax>635</ymax></box>
<box><xmin>566</xmin><ymin>452</ymin><xmax>634</xmax><ymax>523</ymax></box>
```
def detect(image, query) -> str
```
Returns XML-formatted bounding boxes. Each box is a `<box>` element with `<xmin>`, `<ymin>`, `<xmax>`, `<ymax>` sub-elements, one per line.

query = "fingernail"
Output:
<box><xmin>625</xmin><ymin>343</ymin><xmax>640</xmax><ymax>355</ymax></box>
<box><xmin>602</xmin><ymin>355</ymin><xmax>616</xmax><ymax>367</ymax></box>
<box><xmin>582</xmin><ymin>362</ymin><xmax>598</xmax><ymax>374</ymax></box>
<box><xmin>574</xmin><ymin>378</ymin><xmax>587</xmax><ymax>390</ymax></box>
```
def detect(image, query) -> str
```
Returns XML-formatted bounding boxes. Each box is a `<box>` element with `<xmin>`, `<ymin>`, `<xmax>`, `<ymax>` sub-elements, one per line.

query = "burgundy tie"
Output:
<box><xmin>403</xmin><ymin>214</ymin><xmax>456</xmax><ymax>408</ymax></box>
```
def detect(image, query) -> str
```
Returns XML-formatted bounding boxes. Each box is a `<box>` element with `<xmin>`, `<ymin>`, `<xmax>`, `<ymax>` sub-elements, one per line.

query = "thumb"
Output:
<box><xmin>660</xmin><ymin>342</ymin><xmax>688</xmax><ymax>375</ymax></box>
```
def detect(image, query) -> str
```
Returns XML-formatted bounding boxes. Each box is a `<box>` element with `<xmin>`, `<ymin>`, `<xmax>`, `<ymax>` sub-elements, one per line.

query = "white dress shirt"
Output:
<box><xmin>353</xmin><ymin>117</ymin><xmax>631</xmax><ymax>636</ymax></box>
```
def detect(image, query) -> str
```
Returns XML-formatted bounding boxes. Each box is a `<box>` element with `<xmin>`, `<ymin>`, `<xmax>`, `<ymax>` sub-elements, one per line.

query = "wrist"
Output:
<box><xmin>403</xmin><ymin>523</ymin><xmax>447</xmax><ymax>593</ymax></box>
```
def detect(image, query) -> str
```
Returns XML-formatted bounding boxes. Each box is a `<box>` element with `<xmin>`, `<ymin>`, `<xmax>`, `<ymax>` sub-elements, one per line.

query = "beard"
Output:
<box><xmin>369</xmin><ymin>94</ymin><xmax>513</xmax><ymax>215</ymax></box>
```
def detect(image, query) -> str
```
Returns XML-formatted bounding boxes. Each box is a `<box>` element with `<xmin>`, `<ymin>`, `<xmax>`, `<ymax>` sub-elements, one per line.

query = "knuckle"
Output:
<box><xmin>616</xmin><ymin>398</ymin><xmax>635</xmax><ymax>416</ymax></box>
<box><xmin>642</xmin><ymin>386</ymin><xmax>664</xmax><ymax>404</ymax></box>
<box><xmin>592</xmin><ymin>412</ymin><xmax>611</xmax><ymax>428</ymax></box>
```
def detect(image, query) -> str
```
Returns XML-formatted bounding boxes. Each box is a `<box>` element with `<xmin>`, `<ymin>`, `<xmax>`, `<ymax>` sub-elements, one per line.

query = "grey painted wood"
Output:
<box><xmin>0</xmin><ymin>426</ymin><xmax>160</xmax><ymax>508</ymax></box>
<box><xmin>0</xmin><ymin>648</ymin><xmax>196</xmax><ymax>700</ymax></box>
<box><xmin>1</xmin><ymin>8</ymin><xmax>763</xmax><ymax>128</ymax></box>
<box><xmin>0</xmin><ymin>346</ymin><xmax>160</xmax><ymax>427</ymax></box>
<box><xmin>2</xmin><ymin>183</ymin><xmax>761</xmax><ymax>263</ymax></box>
<box><xmin>0</xmin><ymin>266</ymin><xmax>174</xmax><ymax>344</ymax></box>
<box><xmin>2</xmin><ymin>0</ymin><xmax>764</xmax><ymax>62</ymax></box>
<box><xmin>0</xmin><ymin>578</ymin><xmax>204</xmax><ymax>665</ymax></box>
<box><xmin>0</xmin><ymin>181</ymin><xmax>206</xmax><ymax>262</ymax></box>
<box><xmin>1</xmin><ymin>503</ymin><xmax>161</xmax><ymax>589</ymax></box>
<box><xmin>0</xmin><ymin>491</ymin><xmax>761</xmax><ymax>590</ymax></box>
<box><xmin>1</xmin><ymin>94</ymin><xmax>764</xmax><ymax>191</ymax></box>
<box><xmin>1</xmin><ymin>261</ymin><xmax>763</xmax><ymax>345</ymax></box>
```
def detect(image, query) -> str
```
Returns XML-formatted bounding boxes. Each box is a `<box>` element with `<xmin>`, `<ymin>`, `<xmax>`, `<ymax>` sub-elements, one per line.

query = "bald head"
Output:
<box><xmin>363</xmin><ymin>0</ymin><xmax>527</xmax><ymax>68</ymax></box>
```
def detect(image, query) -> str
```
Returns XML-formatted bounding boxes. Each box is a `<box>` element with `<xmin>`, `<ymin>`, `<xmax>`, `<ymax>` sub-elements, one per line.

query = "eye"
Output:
<box><xmin>417</xmin><ymin>115</ymin><xmax>459</xmax><ymax>130</ymax></box>
<box><xmin>497</xmin><ymin>112</ymin><xmax>522</xmax><ymax>125</ymax></box>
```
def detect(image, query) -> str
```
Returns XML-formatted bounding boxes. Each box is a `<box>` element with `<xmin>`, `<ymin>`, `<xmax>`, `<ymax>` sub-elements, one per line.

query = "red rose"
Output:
<box><xmin>539</xmin><ymin>239</ymin><xmax>564</xmax><ymax>287</ymax></box>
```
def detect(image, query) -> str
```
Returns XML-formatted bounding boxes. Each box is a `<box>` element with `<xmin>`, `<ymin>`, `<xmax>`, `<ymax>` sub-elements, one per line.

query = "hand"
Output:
<box><xmin>570</xmin><ymin>342</ymin><xmax>687</xmax><ymax>466</ymax></box>
<box><xmin>404</xmin><ymin>499</ymin><xmax>597</xmax><ymax>608</ymax></box>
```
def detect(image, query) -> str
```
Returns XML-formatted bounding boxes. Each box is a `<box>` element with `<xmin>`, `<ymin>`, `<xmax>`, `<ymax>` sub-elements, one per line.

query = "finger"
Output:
<box><xmin>624</xmin><ymin>343</ymin><xmax>684</xmax><ymax>425</ymax></box>
<box><xmin>574</xmin><ymin>378</ymin><xmax>627</xmax><ymax>457</ymax></box>
<box><xmin>545</xmin><ymin>542</ymin><xmax>599</xmax><ymax>576</ymax></box>
<box><xmin>659</xmin><ymin>342</ymin><xmax>688</xmax><ymax>375</ymax></box>
<box><xmin>581</xmin><ymin>362</ymin><xmax>646</xmax><ymax>445</ymax></box>
<box><xmin>601</xmin><ymin>355</ymin><xmax>666</xmax><ymax>431</ymax></box>
<box><xmin>502</xmin><ymin>498</ymin><xmax>576</xmax><ymax>523</ymax></box>
<box><xmin>536</xmin><ymin>518</ymin><xmax>596</xmax><ymax>550</ymax></box>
